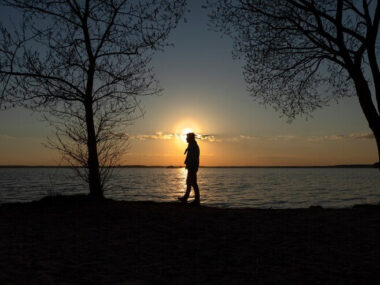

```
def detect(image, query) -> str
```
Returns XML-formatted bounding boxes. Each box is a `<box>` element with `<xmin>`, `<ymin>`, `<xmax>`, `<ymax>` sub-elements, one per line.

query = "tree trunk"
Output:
<box><xmin>84</xmin><ymin>98</ymin><xmax>103</xmax><ymax>198</ymax></box>
<box><xmin>352</xmin><ymin>72</ymin><xmax>380</xmax><ymax>169</ymax></box>
<box><xmin>373</xmin><ymin>129</ymin><xmax>380</xmax><ymax>170</ymax></box>
<box><xmin>84</xmin><ymin>61</ymin><xmax>103</xmax><ymax>198</ymax></box>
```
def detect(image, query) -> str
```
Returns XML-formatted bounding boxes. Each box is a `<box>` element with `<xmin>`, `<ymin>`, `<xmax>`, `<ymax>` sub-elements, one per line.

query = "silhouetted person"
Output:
<box><xmin>178</xmin><ymin>133</ymin><xmax>200</xmax><ymax>205</ymax></box>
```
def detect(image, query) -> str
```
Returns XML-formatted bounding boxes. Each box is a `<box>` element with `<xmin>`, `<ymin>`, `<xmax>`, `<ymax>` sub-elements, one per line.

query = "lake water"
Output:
<box><xmin>0</xmin><ymin>167</ymin><xmax>379</xmax><ymax>208</ymax></box>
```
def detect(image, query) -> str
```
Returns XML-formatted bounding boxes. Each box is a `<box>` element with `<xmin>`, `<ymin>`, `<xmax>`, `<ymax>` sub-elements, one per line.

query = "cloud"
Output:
<box><xmin>307</xmin><ymin>134</ymin><xmax>345</xmax><ymax>142</ymax></box>
<box><xmin>0</xmin><ymin>134</ymin><xmax>15</xmax><ymax>140</ymax></box>
<box><xmin>224</xmin><ymin>134</ymin><xmax>297</xmax><ymax>142</ymax></box>
<box><xmin>307</xmin><ymin>132</ymin><xmax>374</xmax><ymax>142</ymax></box>
<box><xmin>129</xmin><ymin>132</ymin><xmax>301</xmax><ymax>143</ymax></box>
<box><xmin>129</xmin><ymin>132</ymin><xmax>174</xmax><ymax>141</ymax></box>
<box><xmin>202</xmin><ymin>134</ymin><xmax>296</xmax><ymax>143</ymax></box>
<box><xmin>129</xmin><ymin>131</ymin><xmax>223</xmax><ymax>142</ymax></box>
<box><xmin>349</xmin><ymin>132</ymin><xmax>374</xmax><ymax>140</ymax></box>
<box><xmin>197</xmin><ymin>134</ymin><xmax>221</xmax><ymax>142</ymax></box>
<box><xmin>223</xmin><ymin>135</ymin><xmax>256</xmax><ymax>142</ymax></box>
<box><xmin>239</xmin><ymin>135</ymin><xmax>256</xmax><ymax>140</ymax></box>
<box><xmin>271</xmin><ymin>135</ymin><xmax>296</xmax><ymax>141</ymax></box>
<box><xmin>195</xmin><ymin>134</ymin><xmax>257</xmax><ymax>143</ymax></box>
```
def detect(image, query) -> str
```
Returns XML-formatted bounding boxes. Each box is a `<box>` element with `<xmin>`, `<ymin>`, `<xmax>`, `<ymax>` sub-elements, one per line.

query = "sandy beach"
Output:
<box><xmin>1</xmin><ymin>195</ymin><xmax>379</xmax><ymax>284</ymax></box>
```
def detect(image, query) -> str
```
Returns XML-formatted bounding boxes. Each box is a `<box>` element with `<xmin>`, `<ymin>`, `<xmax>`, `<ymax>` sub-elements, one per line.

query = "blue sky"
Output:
<box><xmin>0</xmin><ymin>0</ymin><xmax>376</xmax><ymax>166</ymax></box>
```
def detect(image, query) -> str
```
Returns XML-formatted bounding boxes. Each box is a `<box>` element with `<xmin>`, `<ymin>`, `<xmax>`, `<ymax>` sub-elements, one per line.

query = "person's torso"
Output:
<box><xmin>185</xmin><ymin>142</ymin><xmax>199</xmax><ymax>167</ymax></box>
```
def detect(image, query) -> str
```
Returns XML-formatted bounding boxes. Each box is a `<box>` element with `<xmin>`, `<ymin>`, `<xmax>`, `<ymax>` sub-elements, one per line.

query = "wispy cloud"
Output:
<box><xmin>128</xmin><ymin>132</ymin><xmax>297</xmax><ymax>143</ymax></box>
<box><xmin>129</xmin><ymin>131</ymin><xmax>262</xmax><ymax>143</ymax></box>
<box><xmin>307</xmin><ymin>132</ymin><xmax>374</xmax><ymax>142</ymax></box>
<box><xmin>272</xmin><ymin>135</ymin><xmax>296</xmax><ymax>141</ymax></box>
<box><xmin>349</xmin><ymin>132</ymin><xmax>374</xmax><ymax>140</ymax></box>
<box><xmin>0</xmin><ymin>133</ymin><xmax>45</xmax><ymax>143</ymax></box>
<box><xmin>197</xmin><ymin>134</ymin><xmax>221</xmax><ymax>142</ymax></box>
<box><xmin>239</xmin><ymin>135</ymin><xmax>255</xmax><ymax>140</ymax></box>
<box><xmin>129</xmin><ymin>132</ymin><xmax>223</xmax><ymax>142</ymax></box>
<box><xmin>129</xmin><ymin>132</ymin><xmax>174</xmax><ymax>141</ymax></box>
<box><xmin>0</xmin><ymin>134</ymin><xmax>16</xmax><ymax>140</ymax></box>
<box><xmin>224</xmin><ymin>135</ymin><xmax>257</xmax><ymax>142</ymax></box>
<box><xmin>307</xmin><ymin>134</ymin><xmax>345</xmax><ymax>142</ymax></box>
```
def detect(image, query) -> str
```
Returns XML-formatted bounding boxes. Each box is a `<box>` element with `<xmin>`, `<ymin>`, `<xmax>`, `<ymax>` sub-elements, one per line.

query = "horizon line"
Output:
<box><xmin>0</xmin><ymin>163</ymin><xmax>378</xmax><ymax>168</ymax></box>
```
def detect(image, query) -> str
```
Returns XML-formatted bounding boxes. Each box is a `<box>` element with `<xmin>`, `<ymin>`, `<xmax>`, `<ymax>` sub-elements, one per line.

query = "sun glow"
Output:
<box><xmin>181</xmin><ymin>128</ymin><xmax>193</xmax><ymax>143</ymax></box>
<box><xmin>173</xmin><ymin>120</ymin><xmax>200</xmax><ymax>146</ymax></box>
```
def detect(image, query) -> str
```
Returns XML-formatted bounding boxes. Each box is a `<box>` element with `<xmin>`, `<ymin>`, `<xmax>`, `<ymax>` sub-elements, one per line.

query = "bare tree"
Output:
<box><xmin>0</xmin><ymin>0</ymin><xmax>187</xmax><ymax>198</ymax></box>
<box><xmin>207</xmin><ymin>0</ymin><xmax>380</xmax><ymax>165</ymax></box>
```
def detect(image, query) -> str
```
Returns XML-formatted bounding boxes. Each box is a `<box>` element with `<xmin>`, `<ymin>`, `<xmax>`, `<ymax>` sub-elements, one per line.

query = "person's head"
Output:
<box><xmin>186</xmin><ymin>132</ymin><xmax>196</xmax><ymax>143</ymax></box>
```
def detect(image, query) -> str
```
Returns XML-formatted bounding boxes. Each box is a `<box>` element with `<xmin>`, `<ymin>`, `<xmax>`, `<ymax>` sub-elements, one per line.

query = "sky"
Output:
<box><xmin>0</xmin><ymin>0</ymin><xmax>377</xmax><ymax>166</ymax></box>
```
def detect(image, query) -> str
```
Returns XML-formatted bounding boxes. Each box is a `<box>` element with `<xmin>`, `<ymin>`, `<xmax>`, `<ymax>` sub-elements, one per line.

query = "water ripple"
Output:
<box><xmin>1</xmin><ymin>167</ymin><xmax>380</xmax><ymax>208</ymax></box>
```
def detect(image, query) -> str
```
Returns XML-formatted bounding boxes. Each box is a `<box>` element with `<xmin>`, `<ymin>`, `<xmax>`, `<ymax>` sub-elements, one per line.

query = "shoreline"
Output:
<box><xmin>1</xmin><ymin>195</ymin><xmax>380</xmax><ymax>283</ymax></box>
<box><xmin>1</xmin><ymin>194</ymin><xmax>380</xmax><ymax>210</ymax></box>
<box><xmin>2</xmin><ymin>193</ymin><xmax>380</xmax><ymax>210</ymax></box>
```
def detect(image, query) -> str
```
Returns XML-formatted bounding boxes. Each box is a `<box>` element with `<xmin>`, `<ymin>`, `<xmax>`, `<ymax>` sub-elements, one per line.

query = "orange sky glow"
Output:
<box><xmin>0</xmin><ymin>107</ymin><xmax>378</xmax><ymax>167</ymax></box>
<box><xmin>0</xmin><ymin>1</ymin><xmax>378</xmax><ymax>167</ymax></box>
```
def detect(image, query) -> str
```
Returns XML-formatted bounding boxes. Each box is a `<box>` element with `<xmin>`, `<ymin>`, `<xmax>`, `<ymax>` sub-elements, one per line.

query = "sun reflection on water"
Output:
<box><xmin>178</xmin><ymin>167</ymin><xmax>187</xmax><ymax>196</ymax></box>
<box><xmin>4</xmin><ymin>168</ymin><xmax>380</xmax><ymax>208</ymax></box>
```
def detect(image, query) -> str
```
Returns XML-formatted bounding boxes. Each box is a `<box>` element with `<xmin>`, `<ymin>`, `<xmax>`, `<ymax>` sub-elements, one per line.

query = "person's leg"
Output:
<box><xmin>191</xmin><ymin>170</ymin><xmax>200</xmax><ymax>204</ymax></box>
<box><xmin>193</xmin><ymin>184</ymin><xmax>200</xmax><ymax>203</ymax></box>
<box><xmin>179</xmin><ymin>169</ymin><xmax>192</xmax><ymax>202</ymax></box>
<box><xmin>183</xmin><ymin>183</ymin><xmax>191</xmax><ymax>200</ymax></box>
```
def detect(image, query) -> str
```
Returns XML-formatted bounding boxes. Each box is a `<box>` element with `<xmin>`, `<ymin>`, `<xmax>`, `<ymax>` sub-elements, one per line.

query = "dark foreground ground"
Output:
<box><xmin>1</xmin><ymin>195</ymin><xmax>380</xmax><ymax>284</ymax></box>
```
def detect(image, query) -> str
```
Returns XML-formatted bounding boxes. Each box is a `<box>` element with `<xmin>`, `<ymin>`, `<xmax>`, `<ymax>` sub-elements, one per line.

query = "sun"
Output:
<box><xmin>181</xmin><ymin>128</ymin><xmax>193</xmax><ymax>143</ymax></box>
<box><xmin>174</xmin><ymin>120</ymin><xmax>200</xmax><ymax>145</ymax></box>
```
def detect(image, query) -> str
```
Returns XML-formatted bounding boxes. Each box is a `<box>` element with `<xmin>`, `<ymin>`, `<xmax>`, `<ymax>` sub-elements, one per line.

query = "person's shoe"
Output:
<box><xmin>178</xmin><ymin>196</ymin><xmax>187</xmax><ymax>203</ymax></box>
<box><xmin>190</xmin><ymin>200</ymin><xmax>200</xmax><ymax>206</ymax></box>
